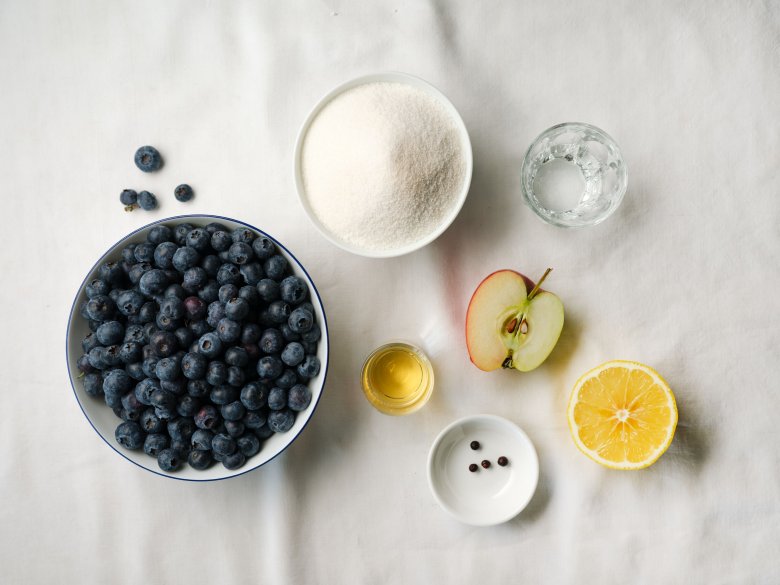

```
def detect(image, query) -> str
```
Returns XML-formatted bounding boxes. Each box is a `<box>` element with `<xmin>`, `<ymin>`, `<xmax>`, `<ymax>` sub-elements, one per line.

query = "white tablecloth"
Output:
<box><xmin>2</xmin><ymin>1</ymin><xmax>778</xmax><ymax>583</ymax></box>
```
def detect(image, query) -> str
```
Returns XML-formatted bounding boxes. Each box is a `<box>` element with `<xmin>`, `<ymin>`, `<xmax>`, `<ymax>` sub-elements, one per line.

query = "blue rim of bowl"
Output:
<box><xmin>520</xmin><ymin>121</ymin><xmax>628</xmax><ymax>228</ymax></box>
<box><xmin>65</xmin><ymin>214</ymin><xmax>330</xmax><ymax>482</ymax></box>
<box><xmin>293</xmin><ymin>71</ymin><xmax>473</xmax><ymax>258</ymax></box>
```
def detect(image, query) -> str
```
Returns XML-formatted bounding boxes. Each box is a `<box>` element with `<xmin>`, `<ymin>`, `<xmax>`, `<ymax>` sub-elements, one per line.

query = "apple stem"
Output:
<box><xmin>527</xmin><ymin>268</ymin><xmax>553</xmax><ymax>301</ymax></box>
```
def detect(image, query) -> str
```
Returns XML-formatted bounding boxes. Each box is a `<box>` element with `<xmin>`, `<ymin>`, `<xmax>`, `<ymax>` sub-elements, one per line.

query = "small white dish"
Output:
<box><xmin>427</xmin><ymin>414</ymin><xmax>539</xmax><ymax>526</ymax></box>
<box><xmin>293</xmin><ymin>71</ymin><xmax>473</xmax><ymax>258</ymax></box>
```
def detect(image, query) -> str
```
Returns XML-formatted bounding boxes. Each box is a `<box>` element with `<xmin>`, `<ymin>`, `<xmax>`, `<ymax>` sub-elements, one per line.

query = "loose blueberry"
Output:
<box><xmin>481</xmin><ymin>460</ymin><xmax>491</xmax><ymax>469</ymax></box>
<box><xmin>497</xmin><ymin>456</ymin><xmax>509</xmax><ymax>467</ymax></box>
<box><xmin>138</xmin><ymin>190</ymin><xmax>158</xmax><ymax>210</ymax></box>
<box><xmin>174</xmin><ymin>183</ymin><xmax>194</xmax><ymax>202</ymax></box>
<box><xmin>134</xmin><ymin>145</ymin><xmax>163</xmax><ymax>172</ymax></box>
<box><xmin>469</xmin><ymin>463</ymin><xmax>479</xmax><ymax>472</ymax></box>
<box><xmin>470</xmin><ymin>441</ymin><xmax>480</xmax><ymax>450</ymax></box>
<box><xmin>120</xmin><ymin>189</ymin><xmax>138</xmax><ymax>206</ymax></box>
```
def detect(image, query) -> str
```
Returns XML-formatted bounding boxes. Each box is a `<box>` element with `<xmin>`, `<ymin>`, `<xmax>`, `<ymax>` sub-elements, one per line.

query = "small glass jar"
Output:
<box><xmin>521</xmin><ymin>122</ymin><xmax>628</xmax><ymax>228</ymax></box>
<box><xmin>361</xmin><ymin>342</ymin><xmax>434</xmax><ymax>415</ymax></box>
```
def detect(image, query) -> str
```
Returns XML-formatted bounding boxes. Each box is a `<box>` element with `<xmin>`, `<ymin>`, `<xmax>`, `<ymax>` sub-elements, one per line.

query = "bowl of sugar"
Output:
<box><xmin>294</xmin><ymin>72</ymin><xmax>473</xmax><ymax>258</ymax></box>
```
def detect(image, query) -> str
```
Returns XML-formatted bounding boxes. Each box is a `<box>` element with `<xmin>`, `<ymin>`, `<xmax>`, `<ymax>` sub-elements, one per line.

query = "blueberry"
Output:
<box><xmin>176</xmin><ymin>395</ymin><xmax>200</xmax><ymax>417</ymax></box>
<box><xmin>225</xmin><ymin>347</ymin><xmax>248</xmax><ymax>367</ymax></box>
<box><xmin>296</xmin><ymin>355</ymin><xmax>321</xmax><ymax>379</ymax></box>
<box><xmin>134</xmin><ymin>378</ymin><xmax>159</xmax><ymax>405</ymax></box>
<box><xmin>188</xmin><ymin>449</ymin><xmax>213</xmax><ymax>470</ymax></box>
<box><xmin>182</xmin><ymin>267</ymin><xmax>208</xmax><ymax>292</ymax></box>
<box><xmin>216</xmin><ymin>263</ymin><xmax>241</xmax><ymax>286</ymax></box>
<box><xmin>174</xmin><ymin>183</ymin><xmax>194</xmax><ymax>202</ymax></box>
<box><xmin>237</xmin><ymin>434</ymin><xmax>261</xmax><ymax>457</ymax></box>
<box><xmin>172</xmin><ymin>246</ymin><xmax>199</xmax><ymax>272</ymax></box>
<box><xmin>281</xmin><ymin>342</ymin><xmax>305</xmax><ymax>367</ymax></box>
<box><xmin>288</xmin><ymin>384</ymin><xmax>312</xmax><ymax>412</ymax></box>
<box><xmin>157</xmin><ymin>448</ymin><xmax>182</xmax><ymax>472</ymax></box>
<box><xmin>228</xmin><ymin>242</ymin><xmax>253</xmax><ymax>266</ymax></box>
<box><xmin>116</xmin><ymin>421</ymin><xmax>145</xmax><ymax>449</ymax></box>
<box><xmin>83</xmin><ymin>372</ymin><xmax>103</xmax><ymax>397</ymax></box>
<box><xmin>127</xmin><ymin>263</ymin><xmax>152</xmax><ymax>286</ymax></box>
<box><xmin>188</xmin><ymin>319</ymin><xmax>211</xmax><ymax>338</ymax></box>
<box><xmin>201</xmin><ymin>255</ymin><xmax>221</xmax><ymax>278</ymax></box>
<box><xmin>150</xmin><ymin>330</ymin><xmax>177</xmax><ymax>357</ymax></box>
<box><xmin>155</xmin><ymin>357</ymin><xmax>179</xmax><ymax>381</ymax></box>
<box><xmin>124</xmin><ymin>324</ymin><xmax>146</xmax><ymax>344</ymax></box>
<box><xmin>182</xmin><ymin>296</ymin><xmax>206</xmax><ymax>321</ymax></box>
<box><xmin>194</xmin><ymin>405</ymin><xmax>220</xmax><ymax>429</ymax></box>
<box><xmin>185</xmin><ymin>228</ymin><xmax>211</xmax><ymax>252</ymax></box>
<box><xmin>144</xmin><ymin>433</ymin><xmax>169</xmax><ymax>457</ymax></box>
<box><xmin>237</xmin><ymin>263</ymin><xmax>262</xmax><ymax>286</ymax></box>
<box><xmin>212</xmin><ymin>433</ymin><xmax>237</xmax><ymax>457</ymax></box>
<box><xmin>94</xmin><ymin>321</ymin><xmax>123</xmax><ymax>346</ymax></box>
<box><xmin>242</xmin><ymin>410</ymin><xmax>267</xmax><ymax>429</ymax></box>
<box><xmin>169</xmin><ymin>438</ymin><xmax>191</xmax><ymax>458</ymax></box>
<box><xmin>268</xmin><ymin>410</ymin><xmax>295</xmax><ymax>433</ymax></box>
<box><xmin>252</xmin><ymin>236</ymin><xmax>275</xmax><ymax>260</ymax></box>
<box><xmin>119</xmin><ymin>342</ymin><xmax>142</xmax><ymax>364</ymax></box>
<box><xmin>86</xmin><ymin>295</ymin><xmax>115</xmax><ymax>322</ymax></box>
<box><xmin>240</xmin><ymin>382</ymin><xmax>268</xmax><ymax>410</ymax></box>
<box><xmin>248</xmin><ymin>420</ymin><xmax>272</xmax><ymax>439</ymax></box>
<box><xmin>81</xmin><ymin>332</ymin><xmax>100</xmax><ymax>354</ymax></box>
<box><xmin>174</xmin><ymin>326</ymin><xmax>193</xmax><ymax>349</ymax></box>
<box><xmin>211</xmin><ymin>231</ymin><xmax>232</xmax><ymax>252</ymax></box>
<box><xmin>198</xmin><ymin>280</ymin><xmax>220</xmax><ymax>303</ymax></box>
<box><xmin>116</xmin><ymin>290</ymin><xmax>144</xmax><ymax>317</ymax></box>
<box><xmin>206</xmin><ymin>361</ymin><xmax>228</xmax><ymax>386</ymax></box>
<box><xmin>138</xmin><ymin>190</ymin><xmax>158</xmax><ymax>210</ymax></box>
<box><xmin>120</xmin><ymin>189</ymin><xmax>138</xmax><ymax>206</ymax></box>
<box><xmin>168</xmin><ymin>418</ymin><xmax>195</xmax><ymax>442</ymax></box>
<box><xmin>255</xmin><ymin>280</ymin><xmax>279</xmax><ymax>304</ymax></box>
<box><xmin>268</xmin><ymin>387</ymin><xmax>287</xmax><ymax>411</ymax></box>
<box><xmin>86</xmin><ymin>279</ymin><xmax>111</xmax><ymax>299</ymax></box>
<box><xmin>156</xmin><ymin>312</ymin><xmax>178</xmax><ymax>331</ymax></box>
<box><xmin>216</xmin><ymin>318</ymin><xmax>241</xmax><ymax>343</ymax></box>
<box><xmin>153</xmin><ymin>242</ymin><xmax>178</xmax><ymax>269</ymax></box>
<box><xmin>174</xmin><ymin>223</ymin><xmax>194</xmax><ymax>245</ymax></box>
<box><xmin>275</xmin><ymin>369</ymin><xmax>298</xmax><ymax>390</ymax></box>
<box><xmin>263</xmin><ymin>255</ymin><xmax>288</xmax><ymax>280</ymax></box>
<box><xmin>231</xmin><ymin>228</ymin><xmax>255</xmax><ymax>244</ymax></box>
<box><xmin>150</xmin><ymin>388</ymin><xmax>175</xmax><ymax>410</ymax></box>
<box><xmin>257</xmin><ymin>356</ymin><xmax>283</xmax><ymax>380</ymax></box>
<box><xmin>189</xmin><ymin>428</ymin><xmax>213</xmax><ymax>451</ymax></box>
<box><xmin>126</xmin><ymin>362</ymin><xmax>145</xmax><ymax>380</ymax></box>
<box><xmin>258</xmin><ymin>329</ymin><xmax>282</xmax><ymax>354</ymax></box>
<box><xmin>218</xmin><ymin>284</ymin><xmax>238</xmax><ymax>303</ymax></box>
<box><xmin>99</xmin><ymin>261</ymin><xmax>125</xmax><ymax>285</ymax></box>
<box><xmin>241</xmin><ymin>323</ymin><xmax>262</xmax><ymax>345</ymax></box>
<box><xmin>159</xmin><ymin>297</ymin><xmax>184</xmax><ymax>321</ymax></box>
<box><xmin>198</xmin><ymin>332</ymin><xmax>222</xmax><ymax>358</ymax></box>
<box><xmin>141</xmin><ymin>357</ymin><xmax>159</xmax><ymax>379</ymax></box>
<box><xmin>205</xmin><ymin>222</ymin><xmax>230</xmax><ymax>235</ymax></box>
<box><xmin>134</xmin><ymin>145</ymin><xmax>163</xmax><ymax>172</ymax></box>
<box><xmin>209</xmin><ymin>385</ymin><xmax>238</xmax><ymax>405</ymax></box>
<box><xmin>187</xmin><ymin>379</ymin><xmax>210</xmax><ymax>398</ymax></box>
<box><xmin>268</xmin><ymin>301</ymin><xmax>291</xmax><ymax>324</ymax></box>
<box><xmin>288</xmin><ymin>308</ymin><xmax>313</xmax><ymax>334</ymax></box>
<box><xmin>147</xmin><ymin>225</ymin><xmax>173</xmax><ymax>245</ymax></box>
<box><xmin>88</xmin><ymin>319</ymin><xmax>102</xmax><ymax>332</ymax></box>
<box><xmin>139</xmin><ymin>269</ymin><xmax>168</xmax><ymax>296</ymax></box>
<box><xmin>140</xmin><ymin>408</ymin><xmax>164</xmax><ymax>433</ymax></box>
<box><xmin>103</xmin><ymin>368</ymin><xmax>133</xmax><ymax>396</ymax></box>
<box><xmin>279</xmin><ymin>323</ymin><xmax>301</xmax><ymax>342</ymax></box>
<box><xmin>303</xmin><ymin>341</ymin><xmax>317</xmax><ymax>355</ymax></box>
<box><xmin>243</xmin><ymin>343</ymin><xmax>261</xmax><ymax>361</ymax></box>
<box><xmin>227</xmin><ymin>366</ymin><xmax>245</xmax><ymax>388</ymax></box>
<box><xmin>122</xmin><ymin>244</ymin><xmax>138</xmax><ymax>263</ymax></box>
<box><xmin>279</xmin><ymin>276</ymin><xmax>307</xmax><ymax>305</ymax></box>
<box><xmin>155</xmin><ymin>405</ymin><xmax>176</xmax><ymax>421</ymax></box>
<box><xmin>301</xmin><ymin>323</ymin><xmax>321</xmax><ymax>344</ymax></box>
<box><xmin>299</xmin><ymin>302</ymin><xmax>315</xmax><ymax>315</ymax></box>
<box><xmin>181</xmin><ymin>352</ymin><xmax>206</xmax><ymax>379</ymax></box>
<box><xmin>224</xmin><ymin>297</ymin><xmax>249</xmax><ymax>321</ymax></box>
<box><xmin>221</xmin><ymin>450</ymin><xmax>246</xmax><ymax>470</ymax></box>
<box><xmin>206</xmin><ymin>302</ymin><xmax>226</xmax><ymax>328</ymax></box>
<box><xmin>224</xmin><ymin>420</ymin><xmax>245</xmax><ymax>438</ymax></box>
<box><xmin>221</xmin><ymin>401</ymin><xmax>246</xmax><ymax>421</ymax></box>
<box><xmin>161</xmin><ymin>378</ymin><xmax>186</xmax><ymax>396</ymax></box>
<box><xmin>132</xmin><ymin>243</ymin><xmax>154</xmax><ymax>264</ymax></box>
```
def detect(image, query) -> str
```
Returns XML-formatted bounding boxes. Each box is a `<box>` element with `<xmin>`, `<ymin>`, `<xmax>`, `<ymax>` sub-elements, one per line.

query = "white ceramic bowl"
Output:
<box><xmin>66</xmin><ymin>215</ymin><xmax>329</xmax><ymax>481</ymax></box>
<box><xmin>293</xmin><ymin>72</ymin><xmax>473</xmax><ymax>258</ymax></box>
<box><xmin>427</xmin><ymin>414</ymin><xmax>539</xmax><ymax>525</ymax></box>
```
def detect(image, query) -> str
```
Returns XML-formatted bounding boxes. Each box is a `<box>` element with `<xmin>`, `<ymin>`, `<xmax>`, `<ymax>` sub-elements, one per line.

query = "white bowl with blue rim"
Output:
<box><xmin>66</xmin><ymin>214</ymin><xmax>329</xmax><ymax>481</ymax></box>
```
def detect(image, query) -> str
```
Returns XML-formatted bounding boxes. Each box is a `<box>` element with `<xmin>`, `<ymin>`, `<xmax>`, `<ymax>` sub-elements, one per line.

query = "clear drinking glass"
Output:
<box><xmin>520</xmin><ymin>122</ymin><xmax>627</xmax><ymax>228</ymax></box>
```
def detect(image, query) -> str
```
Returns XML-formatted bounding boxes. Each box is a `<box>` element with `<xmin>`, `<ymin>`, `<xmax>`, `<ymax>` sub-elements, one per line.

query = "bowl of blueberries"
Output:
<box><xmin>66</xmin><ymin>215</ymin><xmax>328</xmax><ymax>480</ymax></box>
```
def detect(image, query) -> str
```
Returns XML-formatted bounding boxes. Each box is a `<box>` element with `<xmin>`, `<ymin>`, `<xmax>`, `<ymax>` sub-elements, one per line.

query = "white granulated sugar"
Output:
<box><xmin>301</xmin><ymin>82</ymin><xmax>466</xmax><ymax>252</ymax></box>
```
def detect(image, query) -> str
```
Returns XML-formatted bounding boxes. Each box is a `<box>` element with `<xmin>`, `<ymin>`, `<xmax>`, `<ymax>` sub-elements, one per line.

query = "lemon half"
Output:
<box><xmin>567</xmin><ymin>360</ymin><xmax>677</xmax><ymax>470</ymax></box>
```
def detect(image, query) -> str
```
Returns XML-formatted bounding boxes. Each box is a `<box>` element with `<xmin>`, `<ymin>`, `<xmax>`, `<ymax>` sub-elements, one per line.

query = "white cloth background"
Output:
<box><xmin>1</xmin><ymin>1</ymin><xmax>778</xmax><ymax>583</ymax></box>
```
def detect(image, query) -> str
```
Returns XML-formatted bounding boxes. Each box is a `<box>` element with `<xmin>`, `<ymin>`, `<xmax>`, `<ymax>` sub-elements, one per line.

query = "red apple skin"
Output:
<box><xmin>465</xmin><ymin>269</ymin><xmax>532</xmax><ymax>371</ymax></box>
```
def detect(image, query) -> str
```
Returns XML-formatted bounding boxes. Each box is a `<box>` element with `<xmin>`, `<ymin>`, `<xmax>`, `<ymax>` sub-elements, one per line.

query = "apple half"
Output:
<box><xmin>466</xmin><ymin>268</ymin><xmax>564</xmax><ymax>372</ymax></box>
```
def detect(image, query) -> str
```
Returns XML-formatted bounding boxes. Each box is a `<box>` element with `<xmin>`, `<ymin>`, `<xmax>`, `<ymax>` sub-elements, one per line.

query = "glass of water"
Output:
<box><xmin>520</xmin><ymin>122</ymin><xmax>627</xmax><ymax>228</ymax></box>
